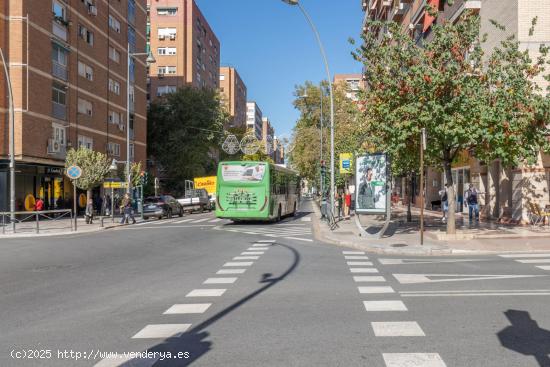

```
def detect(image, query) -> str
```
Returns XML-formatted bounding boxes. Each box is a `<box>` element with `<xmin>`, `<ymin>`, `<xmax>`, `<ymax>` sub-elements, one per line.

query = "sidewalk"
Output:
<box><xmin>310</xmin><ymin>202</ymin><xmax>550</xmax><ymax>255</ymax></box>
<box><xmin>0</xmin><ymin>215</ymin><xmax>143</xmax><ymax>238</ymax></box>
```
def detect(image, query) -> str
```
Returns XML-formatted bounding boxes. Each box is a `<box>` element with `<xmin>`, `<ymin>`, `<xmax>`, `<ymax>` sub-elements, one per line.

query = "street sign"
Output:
<box><xmin>66</xmin><ymin>165</ymin><xmax>82</xmax><ymax>180</ymax></box>
<box><xmin>103</xmin><ymin>181</ymin><xmax>128</xmax><ymax>189</ymax></box>
<box><xmin>339</xmin><ymin>153</ymin><xmax>352</xmax><ymax>174</ymax></box>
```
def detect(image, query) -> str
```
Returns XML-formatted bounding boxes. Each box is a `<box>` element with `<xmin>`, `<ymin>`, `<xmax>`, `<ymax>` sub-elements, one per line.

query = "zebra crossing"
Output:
<box><xmin>214</xmin><ymin>221</ymin><xmax>313</xmax><ymax>242</ymax></box>
<box><xmin>132</xmin><ymin>215</ymin><xmax>230</xmax><ymax>227</ymax></box>
<box><xmin>499</xmin><ymin>252</ymin><xmax>550</xmax><ymax>271</ymax></box>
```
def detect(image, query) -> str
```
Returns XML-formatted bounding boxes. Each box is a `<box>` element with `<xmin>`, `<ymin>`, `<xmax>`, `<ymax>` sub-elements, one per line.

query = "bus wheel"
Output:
<box><xmin>277</xmin><ymin>205</ymin><xmax>282</xmax><ymax>222</ymax></box>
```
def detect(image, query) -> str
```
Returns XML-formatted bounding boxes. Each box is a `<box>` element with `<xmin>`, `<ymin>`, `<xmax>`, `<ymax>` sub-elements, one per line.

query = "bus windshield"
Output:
<box><xmin>220</xmin><ymin>163</ymin><xmax>266</xmax><ymax>182</ymax></box>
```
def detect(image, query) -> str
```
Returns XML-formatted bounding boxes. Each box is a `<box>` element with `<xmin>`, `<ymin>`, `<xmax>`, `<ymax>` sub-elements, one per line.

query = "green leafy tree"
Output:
<box><xmin>355</xmin><ymin>11</ymin><xmax>550</xmax><ymax>234</ymax></box>
<box><xmin>148</xmin><ymin>86</ymin><xmax>228</xmax><ymax>195</ymax></box>
<box><xmin>65</xmin><ymin>147</ymin><xmax>111</xmax><ymax>202</ymax></box>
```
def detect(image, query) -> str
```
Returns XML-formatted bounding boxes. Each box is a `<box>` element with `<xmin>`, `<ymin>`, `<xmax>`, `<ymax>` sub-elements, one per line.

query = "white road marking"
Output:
<box><xmin>383</xmin><ymin>353</ymin><xmax>447</xmax><ymax>367</ymax></box>
<box><xmin>203</xmin><ymin>277</ymin><xmax>238</xmax><ymax>284</ymax></box>
<box><xmin>209</xmin><ymin>218</ymin><xmax>222</xmax><ymax>222</ymax></box>
<box><xmin>284</xmin><ymin>237</ymin><xmax>313</xmax><ymax>242</ymax></box>
<box><xmin>353</xmin><ymin>276</ymin><xmax>386</xmax><ymax>282</ymax></box>
<box><xmin>258</xmin><ymin>240</ymin><xmax>276</xmax><ymax>242</ymax></box>
<box><xmin>372</xmin><ymin>322</ymin><xmax>425</xmax><ymax>337</ymax></box>
<box><xmin>364</xmin><ymin>300</ymin><xmax>408</xmax><ymax>311</ymax></box>
<box><xmin>94</xmin><ymin>355</ymin><xmax>159</xmax><ymax>367</ymax></box>
<box><xmin>300</xmin><ymin>217</ymin><xmax>312</xmax><ymax>221</ymax></box>
<box><xmin>190</xmin><ymin>218</ymin><xmax>211</xmax><ymax>223</ymax></box>
<box><xmin>253</xmin><ymin>243</ymin><xmax>270</xmax><ymax>247</ymax></box>
<box><xmin>163</xmin><ymin>303</ymin><xmax>212</xmax><ymax>314</ymax></box>
<box><xmin>499</xmin><ymin>253</ymin><xmax>550</xmax><ymax>258</ymax></box>
<box><xmin>174</xmin><ymin>218</ymin><xmax>194</xmax><ymax>223</ymax></box>
<box><xmin>393</xmin><ymin>273</ymin><xmax>547</xmax><ymax>284</ymax></box>
<box><xmin>350</xmin><ymin>268</ymin><xmax>379</xmax><ymax>273</ymax></box>
<box><xmin>132</xmin><ymin>324</ymin><xmax>191</xmax><ymax>339</ymax></box>
<box><xmin>401</xmin><ymin>292</ymin><xmax>550</xmax><ymax>297</ymax></box>
<box><xmin>347</xmin><ymin>261</ymin><xmax>373</xmax><ymax>266</ymax></box>
<box><xmin>379</xmin><ymin>258</ymin><xmax>489</xmax><ymax>265</ymax></box>
<box><xmin>223</xmin><ymin>261</ymin><xmax>254</xmax><ymax>267</ymax></box>
<box><xmin>241</xmin><ymin>252</ymin><xmax>264</xmax><ymax>255</ymax></box>
<box><xmin>343</xmin><ymin>251</ymin><xmax>366</xmax><ymax>255</ymax></box>
<box><xmin>248</xmin><ymin>247</ymin><xmax>268</xmax><ymax>251</ymax></box>
<box><xmin>186</xmin><ymin>289</ymin><xmax>226</xmax><ymax>297</ymax></box>
<box><xmin>537</xmin><ymin>266</ymin><xmax>550</xmax><ymax>270</ymax></box>
<box><xmin>233</xmin><ymin>256</ymin><xmax>260</xmax><ymax>260</ymax></box>
<box><xmin>345</xmin><ymin>256</ymin><xmax>370</xmax><ymax>260</ymax></box>
<box><xmin>217</xmin><ymin>269</ymin><xmax>246</xmax><ymax>274</ymax></box>
<box><xmin>358</xmin><ymin>286</ymin><xmax>395</xmax><ymax>294</ymax></box>
<box><xmin>516</xmin><ymin>259</ymin><xmax>550</xmax><ymax>263</ymax></box>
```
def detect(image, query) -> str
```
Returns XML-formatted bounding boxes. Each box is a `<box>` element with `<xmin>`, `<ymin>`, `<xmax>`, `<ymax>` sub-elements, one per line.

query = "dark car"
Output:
<box><xmin>143</xmin><ymin>195</ymin><xmax>183</xmax><ymax>219</ymax></box>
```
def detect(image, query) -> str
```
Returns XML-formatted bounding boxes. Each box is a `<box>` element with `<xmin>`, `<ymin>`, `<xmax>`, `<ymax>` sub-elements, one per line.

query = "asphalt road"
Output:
<box><xmin>1</xmin><ymin>200</ymin><xmax>549</xmax><ymax>367</ymax></box>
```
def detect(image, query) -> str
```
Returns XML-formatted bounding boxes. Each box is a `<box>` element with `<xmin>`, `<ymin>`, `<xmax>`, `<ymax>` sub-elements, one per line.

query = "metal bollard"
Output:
<box><xmin>36</xmin><ymin>212</ymin><xmax>39</xmax><ymax>234</ymax></box>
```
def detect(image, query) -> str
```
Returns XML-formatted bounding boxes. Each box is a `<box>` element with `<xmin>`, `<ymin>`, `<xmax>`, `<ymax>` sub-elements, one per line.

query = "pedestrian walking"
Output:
<box><xmin>120</xmin><ymin>193</ymin><xmax>136</xmax><ymax>224</ymax></box>
<box><xmin>104</xmin><ymin>195</ymin><xmax>112</xmax><ymax>216</ymax></box>
<box><xmin>85</xmin><ymin>198</ymin><xmax>94</xmax><ymax>224</ymax></box>
<box><xmin>439</xmin><ymin>186</ymin><xmax>448</xmax><ymax>223</ymax></box>
<box><xmin>465</xmin><ymin>184</ymin><xmax>480</xmax><ymax>223</ymax></box>
<box><xmin>34</xmin><ymin>197</ymin><xmax>44</xmax><ymax>212</ymax></box>
<box><xmin>344</xmin><ymin>189</ymin><xmax>352</xmax><ymax>219</ymax></box>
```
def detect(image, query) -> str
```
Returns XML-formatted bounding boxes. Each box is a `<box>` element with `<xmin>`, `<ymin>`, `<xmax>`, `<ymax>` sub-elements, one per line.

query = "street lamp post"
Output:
<box><xmin>1</xmin><ymin>47</ymin><xmax>16</xmax><ymax>231</ymax></box>
<box><xmin>126</xmin><ymin>44</ymin><xmax>155</xmax><ymax>195</ymax></box>
<box><xmin>281</xmin><ymin>0</ymin><xmax>336</xmax><ymax>216</ymax></box>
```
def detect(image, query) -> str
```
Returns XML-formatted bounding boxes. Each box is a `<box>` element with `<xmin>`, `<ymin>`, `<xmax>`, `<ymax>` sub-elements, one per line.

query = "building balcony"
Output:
<box><xmin>52</xmin><ymin>21</ymin><xmax>67</xmax><ymax>41</ymax></box>
<box><xmin>449</xmin><ymin>0</ymin><xmax>481</xmax><ymax>23</ymax></box>
<box><xmin>129</xmin><ymin>128</ymin><xmax>135</xmax><ymax>140</ymax></box>
<box><xmin>47</xmin><ymin>138</ymin><xmax>67</xmax><ymax>160</ymax></box>
<box><xmin>52</xmin><ymin>101</ymin><xmax>66</xmax><ymax>120</ymax></box>
<box><xmin>51</xmin><ymin>61</ymin><xmax>67</xmax><ymax>81</ymax></box>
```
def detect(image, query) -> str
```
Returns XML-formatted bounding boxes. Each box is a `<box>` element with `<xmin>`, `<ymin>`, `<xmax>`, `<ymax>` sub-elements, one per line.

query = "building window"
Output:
<box><xmin>78</xmin><ymin>98</ymin><xmax>93</xmax><ymax>116</ymax></box>
<box><xmin>157</xmin><ymin>85</ymin><xmax>177</xmax><ymax>96</ymax></box>
<box><xmin>219</xmin><ymin>74</ymin><xmax>225</xmax><ymax>81</ymax></box>
<box><xmin>52</xmin><ymin>123</ymin><xmax>66</xmax><ymax>145</ymax></box>
<box><xmin>109</xmin><ymin>46</ymin><xmax>120</xmax><ymax>63</ymax></box>
<box><xmin>78</xmin><ymin>25</ymin><xmax>94</xmax><ymax>45</ymax></box>
<box><xmin>158</xmin><ymin>47</ymin><xmax>166</xmax><ymax>55</ymax></box>
<box><xmin>107</xmin><ymin>142</ymin><xmax>121</xmax><ymax>157</ymax></box>
<box><xmin>129</xmin><ymin>143</ymin><xmax>135</xmax><ymax>160</ymax></box>
<box><xmin>128</xmin><ymin>26</ymin><xmax>136</xmax><ymax>53</ymax></box>
<box><xmin>53</xmin><ymin>0</ymin><xmax>66</xmax><ymax>21</ymax></box>
<box><xmin>157</xmin><ymin>66</ymin><xmax>166</xmax><ymax>74</ymax></box>
<box><xmin>128</xmin><ymin>0</ymin><xmax>136</xmax><ymax>25</ymax></box>
<box><xmin>52</xmin><ymin>83</ymin><xmax>66</xmax><ymax>105</ymax></box>
<box><xmin>78</xmin><ymin>135</ymin><xmax>93</xmax><ymax>150</ymax></box>
<box><xmin>109</xmin><ymin>110</ymin><xmax>123</xmax><ymax>125</ymax></box>
<box><xmin>51</xmin><ymin>43</ymin><xmax>68</xmax><ymax>80</ymax></box>
<box><xmin>166</xmin><ymin>66</ymin><xmax>176</xmax><ymax>74</ymax></box>
<box><xmin>167</xmin><ymin>47</ymin><xmax>176</xmax><ymax>55</ymax></box>
<box><xmin>109</xmin><ymin>79</ymin><xmax>121</xmax><ymax>95</ymax></box>
<box><xmin>158</xmin><ymin>28</ymin><xmax>176</xmax><ymax>39</ymax></box>
<box><xmin>78</xmin><ymin>61</ymin><xmax>93</xmax><ymax>81</ymax></box>
<box><xmin>108</xmin><ymin>15</ymin><xmax>121</xmax><ymax>33</ymax></box>
<box><xmin>157</xmin><ymin>7</ymin><xmax>177</xmax><ymax>16</ymax></box>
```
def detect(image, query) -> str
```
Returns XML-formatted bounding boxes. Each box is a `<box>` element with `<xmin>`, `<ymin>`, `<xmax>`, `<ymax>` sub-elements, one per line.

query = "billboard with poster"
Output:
<box><xmin>355</xmin><ymin>153</ymin><xmax>388</xmax><ymax>214</ymax></box>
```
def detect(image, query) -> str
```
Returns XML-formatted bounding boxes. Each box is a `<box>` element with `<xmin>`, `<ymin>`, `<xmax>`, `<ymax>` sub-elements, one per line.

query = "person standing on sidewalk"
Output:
<box><xmin>344</xmin><ymin>189</ymin><xmax>352</xmax><ymax>219</ymax></box>
<box><xmin>85</xmin><ymin>198</ymin><xmax>94</xmax><ymax>224</ymax></box>
<box><xmin>465</xmin><ymin>184</ymin><xmax>480</xmax><ymax>223</ymax></box>
<box><xmin>34</xmin><ymin>197</ymin><xmax>44</xmax><ymax>212</ymax></box>
<box><xmin>439</xmin><ymin>186</ymin><xmax>448</xmax><ymax>223</ymax></box>
<box><xmin>120</xmin><ymin>193</ymin><xmax>136</xmax><ymax>225</ymax></box>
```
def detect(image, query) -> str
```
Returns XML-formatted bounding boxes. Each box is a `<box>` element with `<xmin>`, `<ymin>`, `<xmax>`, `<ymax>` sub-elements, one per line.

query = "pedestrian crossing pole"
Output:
<box><xmin>420</xmin><ymin>128</ymin><xmax>426</xmax><ymax>245</ymax></box>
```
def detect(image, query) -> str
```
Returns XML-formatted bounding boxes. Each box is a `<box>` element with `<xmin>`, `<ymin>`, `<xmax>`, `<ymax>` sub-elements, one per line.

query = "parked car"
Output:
<box><xmin>178</xmin><ymin>189</ymin><xmax>210</xmax><ymax>213</ymax></box>
<box><xmin>143</xmin><ymin>195</ymin><xmax>183</xmax><ymax>219</ymax></box>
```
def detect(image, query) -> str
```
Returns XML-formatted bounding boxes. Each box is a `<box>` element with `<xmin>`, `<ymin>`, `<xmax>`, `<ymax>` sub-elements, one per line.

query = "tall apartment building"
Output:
<box><xmin>361</xmin><ymin>0</ymin><xmax>549</xmax><ymax>223</ymax></box>
<box><xmin>333</xmin><ymin>74</ymin><xmax>365</xmax><ymax>101</ymax></box>
<box><xmin>219</xmin><ymin>66</ymin><xmax>247</xmax><ymax>129</ymax></box>
<box><xmin>261</xmin><ymin>116</ymin><xmax>275</xmax><ymax>157</ymax></box>
<box><xmin>0</xmin><ymin>0</ymin><xmax>147</xmax><ymax>212</ymax></box>
<box><xmin>147</xmin><ymin>0</ymin><xmax>220</xmax><ymax>99</ymax></box>
<box><xmin>246</xmin><ymin>101</ymin><xmax>263</xmax><ymax>140</ymax></box>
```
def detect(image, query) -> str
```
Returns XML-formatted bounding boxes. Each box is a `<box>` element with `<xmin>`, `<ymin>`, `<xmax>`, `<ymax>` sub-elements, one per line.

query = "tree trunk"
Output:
<box><xmin>407</xmin><ymin>175</ymin><xmax>412</xmax><ymax>222</ymax></box>
<box><xmin>443</xmin><ymin>154</ymin><xmax>456</xmax><ymax>235</ymax></box>
<box><xmin>86</xmin><ymin>189</ymin><xmax>92</xmax><ymax>207</ymax></box>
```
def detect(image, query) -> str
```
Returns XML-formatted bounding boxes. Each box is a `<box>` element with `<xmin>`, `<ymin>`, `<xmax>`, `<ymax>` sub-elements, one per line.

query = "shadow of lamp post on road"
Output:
<box><xmin>497</xmin><ymin>309</ymin><xmax>550</xmax><ymax>367</ymax></box>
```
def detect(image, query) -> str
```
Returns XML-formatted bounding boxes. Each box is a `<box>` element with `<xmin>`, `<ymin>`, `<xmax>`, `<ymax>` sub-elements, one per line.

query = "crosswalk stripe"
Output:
<box><xmin>350</xmin><ymin>268</ymin><xmax>379</xmax><ymax>273</ymax></box>
<box><xmin>94</xmin><ymin>355</ymin><xmax>159</xmax><ymax>367</ymax></box>
<box><xmin>248</xmin><ymin>247</ymin><xmax>268</xmax><ymax>251</ymax></box>
<box><xmin>284</xmin><ymin>237</ymin><xmax>313</xmax><ymax>242</ymax></box>
<box><xmin>174</xmin><ymin>218</ymin><xmax>194</xmax><ymax>223</ymax></box>
<box><xmin>358</xmin><ymin>286</ymin><xmax>395</xmax><ymax>294</ymax></box>
<box><xmin>363</xmin><ymin>300</ymin><xmax>408</xmax><ymax>311</ymax></box>
<box><xmin>223</xmin><ymin>261</ymin><xmax>254</xmax><ymax>267</ymax></box>
<box><xmin>186</xmin><ymin>289</ymin><xmax>226</xmax><ymax>297</ymax></box>
<box><xmin>499</xmin><ymin>253</ymin><xmax>550</xmax><ymax>258</ymax></box>
<box><xmin>209</xmin><ymin>218</ymin><xmax>222</xmax><ymax>222</ymax></box>
<box><xmin>343</xmin><ymin>251</ymin><xmax>366</xmax><ymax>255</ymax></box>
<box><xmin>301</xmin><ymin>217</ymin><xmax>312</xmax><ymax>221</ymax></box>
<box><xmin>258</xmin><ymin>240</ymin><xmax>276</xmax><ymax>243</ymax></box>
<box><xmin>347</xmin><ymin>261</ymin><xmax>373</xmax><ymax>266</ymax></box>
<box><xmin>382</xmin><ymin>353</ymin><xmax>446</xmax><ymax>367</ymax></box>
<box><xmin>203</xmin><ymin>277</ymin><xmax>237</xmax><ymax>284</ymax></box>
<box><xmin>132</xmin><ymin>324</ymin><xmax>191</xmax><ymax>338</ymax></box>
<box><xmin>191</xmin><ymin>218</ymin><xmax>211</xmax><ymax>223</ymax></box>
<box><xmin>353</xmin><ymin>276</ymin><xmax>386</xmax><ymax>282</ymax></box>
<box><xmin>217</xmin><ymin>269</ymin><xmax>246</xmax><ymax>274</ymax></box>
<box><xmin>372</xmin><ymin>322</ymin><xmax>425</xmax><ymax>337</ymax></box>
<box><xmin>163</xmin><ymin>303</ymin><xmax>211</xmax><ymax>314</ymax></box>
<box><xmin>242</xmin><ymin>251</ymin><xmax>264</xmax><ymax>255</ymax></box>
<box><xmin>233</xmin><ymin>256</ymin><xmax>260</xmax><ymax>260</ymax></box>
<box><xmin>516</xmin><ymin>259</ymin><xmax>550</xmax><ymax>263</ymax></box>
<box><xmin>537</xmin><ymin>266</ymin><xmax>550</xmax><ymax>270</ymax></box>
<box><xmin>345</xmin><ymin>255</ymin><xmax>369</xmax><ymax>260</ymax></box>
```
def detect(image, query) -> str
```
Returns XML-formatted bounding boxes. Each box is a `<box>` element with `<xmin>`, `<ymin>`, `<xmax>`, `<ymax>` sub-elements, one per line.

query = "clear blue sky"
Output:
<box><xmin>195</xmin><ymin>0</ymin><xmax>363</xmax><ymax>138</ymax></box>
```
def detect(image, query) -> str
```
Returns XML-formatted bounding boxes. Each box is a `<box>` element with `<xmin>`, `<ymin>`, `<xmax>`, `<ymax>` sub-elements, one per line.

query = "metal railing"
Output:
<box><xmin>1</xmin><ymin>209</ymin><xmax>73</xmax><ymax>234</ymax></box>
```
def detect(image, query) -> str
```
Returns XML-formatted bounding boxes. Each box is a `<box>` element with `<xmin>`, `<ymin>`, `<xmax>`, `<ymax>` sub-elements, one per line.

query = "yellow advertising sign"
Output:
<box><xmin>339</xmin><ymin>153</ymin><xmax>352</xmax><ymax>174</ymax></box>
<box><xmin>194</xmin><ymin>176</ymin><xmax>217</xmax><ymax>194</ymax></box>
<box><xmin>103</xmin><ymin>181</ymin><xmax>127</xmax><ymax>189</ymax></box>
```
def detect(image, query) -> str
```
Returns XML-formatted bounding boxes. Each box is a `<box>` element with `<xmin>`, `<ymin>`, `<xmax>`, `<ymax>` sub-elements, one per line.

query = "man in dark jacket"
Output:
<box><xmin>464</xmin><ymin>184</ymin><xmax>480</xmax><ymax>223</ymax></box>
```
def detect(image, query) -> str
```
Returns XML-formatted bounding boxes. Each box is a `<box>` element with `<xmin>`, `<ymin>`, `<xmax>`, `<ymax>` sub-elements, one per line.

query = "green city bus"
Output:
<box><xmin>215</xmin><ymin>161</ymin><xmax>300</xmax><ymax>221</ymax></box>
